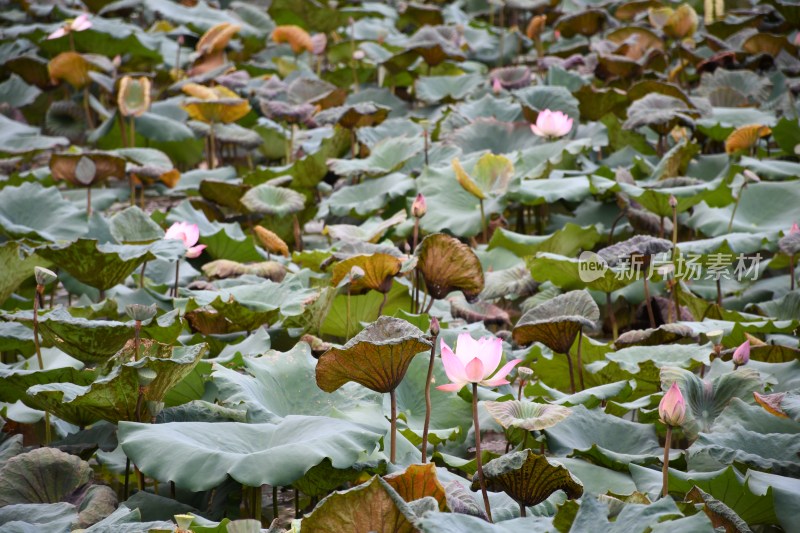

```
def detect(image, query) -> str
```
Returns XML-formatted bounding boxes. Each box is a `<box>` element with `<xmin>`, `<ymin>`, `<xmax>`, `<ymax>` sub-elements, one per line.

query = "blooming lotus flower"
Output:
<box><xmin>436</xmin><ymin>333</ymin><xmax>522</xmax><ymax>392</ymax></box>
<box><xmin>47</xmin><ymin>14</ymin><xmax>92</xmax><ymax>40</ymax></box>
<box><xmin>411</xmin><ymin>193</ymin><xmax>427</xmax><ymax>218</ymax></box>
<box><xmin>659</xmin><ymin>382</ymin><xmax>686</xmax><ymax>427</ymax></box>
<box><xmin>530</xmin><ymin>109</ymin><xmax>573</xmax><ymax>139</ymax></box>
<box><xmin>732</xmin><ymin>340</ymin><xmax>750</xmax><ymax>366</ymax></box>
<box><xmin>791</xmin><ymin>223</ymin><xmax>799</xmax><ymax>234</ymax></box>
<box><xmin>165</xmin><ymin>222</ymin><xmax>206</xmax><ymax>258</ymax></box>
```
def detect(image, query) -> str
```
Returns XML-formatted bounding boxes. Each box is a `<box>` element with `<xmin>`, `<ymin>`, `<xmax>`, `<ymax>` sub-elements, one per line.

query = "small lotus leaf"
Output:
<box><xmin>415</xmin><ymin>233</ymin><xmax>484</xmax><ymax>302</ymax></box>
<box><xmin>117</xmin><ymin>76</ymin><xmax>151</xmax><ymax>117</ymax></box>
<box><xmin>50</xmin><ymin>152</ymin><xmax>127</xmax><ymax>187</ymax></box>
<box><xmin>330</xmin><ymin>254</ymin><xmax>402</xmax><ymax>295</ymax></box>
<box><xmin>512</xmin><ymin>290</ymin><xmax>599</xmax><ymax>353</ymax></box>
<box><xmin>484</xmin><ymin>400</ymin><xmax>572</xmax><ymax>432</ymax></box>
<box><xmin>240</xmin><ymin>183</ymin><xmax>305</xmax><ymax>216</ymax></box>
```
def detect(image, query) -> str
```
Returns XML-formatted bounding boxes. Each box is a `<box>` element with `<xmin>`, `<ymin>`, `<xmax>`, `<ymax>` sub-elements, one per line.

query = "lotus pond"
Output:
<box><xmin>1</xmin><ymin>0</ymin><xmax>799</xmax><ymax>532</ymax></box>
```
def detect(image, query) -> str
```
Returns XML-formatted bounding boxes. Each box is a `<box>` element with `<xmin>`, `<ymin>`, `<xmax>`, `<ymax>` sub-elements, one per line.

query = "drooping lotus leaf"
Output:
<box><xmin>697</xmin><ymin>69</ymin><xmax>772</xmax><ymax>108</ymax></box>
<box><xmin>0</xmin><ymin>182</ymin><xmax>86</xmax><ymax>241</ymax></box>
<box><xmin>300</xmin><ymin>475</ymin><xmax>429</xmax><ymax>533</ymax></box>
<box><xmin>491</xmin><ymin>224</ymin><xmax>603</xmax><ymax>259</ymax></box>
<box><xmin>325</xmin><ymin>211</ymin><xmax>408</xmax><ymax>244</ymax></box>
<box><xmin>212</xmin><ymin>342</ymin><xmax>385</xmax><ymax>428</ymax></box>
<box><xmin>291</xmin><ymin>458</ymin><xmax>368</xmax><ymax>499</ymax></box>
<box><xmin>402</xmin><ymin>25</ymin><xmax>465</xmax><ymax>67</ymax></box>
<box><xmin>253</xmin><ymin>226</ymin><xmax>290</xmax><ymax>257</ymax></box>
<box><xmin>26</xmin><ymin>343</ymin><xmax>207</xmax><ymax>426</ymax></box>
<box><xmin>118</xmin><ymin>416</ymin><xmax>382</xmax><ymax>491</ymax></box>
<box><xmin>38</xmin><ymin>239</ymin><xmax>155</xmax><ymax>291</ymax></box>
<box><xmin>471</xmin><ymin>450</ymin><xmax>583</xmax><ymax>507</ymax></box>
<box><xmin>35</xmin><ymin>308</ymin><xmax>133</xmax><ymax>364</ymax></box>
<box><xmin>0</xmin><ymin>365</ymin><xmax>94</xmax><ymax>405</ymax></box>
<box><xmin>725</xmin><ymin>124</ymin><xmax>771</xmax><ymax>154</ymax></box>
<box><xmin>50</xmin><ymin>152</ymin><xmax>127</xmax><ymax>187</ymax></box>
<box><xmin>202</xmin><ymin>259</ymin><xmax>287</xmax><ymax>281</ymax></box>
<box><xmin>452</xmin><ymin>153</ymin><xmax>515</xmax><ymax>200</ymax></box>
<box><xmin>686</xmin><ymin>486</ymin><xmax>750</xmax><ymax>533</ymax></box>
<box><xmin>315</xmin><ymin>103</ymin><xmax>390</xmax><ymax>130</ymax></box>
<box><xmin>330</xmin><ymin>254</ymin><xmax>402</xmax><ymax>295</ymax></box>
<box><xmin>598</xmin><ymin>235</ymin><xmax>673</xmax><ymax>267</ymax></box>
<box><xmin>449</xmin><ymin>294</ymin><xmax>511</xmax><ymax>327</ymax></box>
<box><xmin>190</xmin><ymin>121</ymin><xmax>263</xmax><ymax>149</ymax></box>
<box><xmin>660</xmin><ymin>366</ymin><xmax>764</xmax><ymax>439</ymax></box>
<box><xmin>328</xmin><ymin>137</ymin><xmax>423</xmax><ymax>177</ymax></box>
<box><xmin>484</xmin><ymin>401</ymin><xmax>572</xmax><ymax>432</ymax></box>
<box><xmin>240</xmin><ymin>183</ymin><xmax>305</xmax><ymax>216</ymax></box>
<box><xmin>316</xmin><ymin>316</ymin><xmax>431</xmax><ymax>394</ymax></box>
<box><xmin>415</xmin><ymin>233</ymin><xmax>484</xmax><ymax>303</ymax></box>
<box><xmin>623</xmin><ymin>93</ymin><xmax>700</xmax><ymax>133</ymax></box>
<box><xmin>753</xmin><ymin>391</ymin><xmax>800</xmax><ymax>421</ymax></box>
<box><xmin>0</xmin><ymin>447</ymin><xmax>117</xmax><ymax>528</ymax></box>
<box><xmin>384</xmin><ymin>463</ymin><xmax>448</xmax><ymax>512</ymax></box>
<box><xmin>48</xmin><ymin>51</ymin><xmax>91</xmax><ymax>88</ymax></box>
<box><xmin>0</xmin><ymin>113</ymin><xmax>68</xmax><ymax>155</ymax></box>
<box><xmin>490</xmin><ymin>66</ymin><xmax>531</xmax><ymax>90</ymax></box>
<box><xmin>569</xmin><ymin>494</ymin><xmax>683</xmax><ymax>532</ymax></box>
<box><xmin>481</xmin><ymin>265</ymin><xmax>538</xmax><ymax>301</ymax></box>
<box><xmin>512</xmin><ymin>290</ymin><xmax>599</xmax><ymax>353</ymax></box>
<box><xmin>614</xmin><ymin>324</ymin><xmax>696</xmax><ymax>348</ymax></box>
<box><xmin>45</xmin><ymin>100</ymin><xmax>85</xmax><ymax>143</ymax></box>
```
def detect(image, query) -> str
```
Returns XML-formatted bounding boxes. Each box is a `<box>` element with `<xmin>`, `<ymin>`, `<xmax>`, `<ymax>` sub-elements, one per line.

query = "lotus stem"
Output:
<box><xmin>662</xmin><ymin>425</ymin><xmax>672</xmax><ymax>498</ymax></box>
<box><xmin>129</xmin><ymin>116</ymin><xmax>135</xmax><ymax>148</ymax></box>
<box><xmin>716</xmin><ymin>278</ymin><xmax>723</xmax><ymax>307</ymax></box>
<box><xmin>472</xmin><ymin>383</ymin><xmax>493</xmax><ymax>522</ymax></box>
<box><xmin>124</xmin><ymin>457</ymin><xmax>131</xmax><ymax>499</ymax></box>
<box><xmin>659</xmin><ymin>216</ymin><xmax>665</xmax><ymax>239</ymax></box>
<box><xmin>294</xmin><ymin>488</ymin><xmax>300</xmax><ymax>518</ymax></box>
<box><xmin>170</xmin><ymin>481</ymin><xmax>176</xmax><ymax>499</ymax></box>
<box><xmin>517</xmin><ymin>379</ymin><xmax>525</xmax><ymax>401</ymax></box>
<box><xmin>129</xmin><ymin>174</ymin><xmax>136</xmax><ymax>207</ymax></box>
<box><xmin>293</xmin><ymin>214</ymin><xmax>303</xmax><ymax>252</ymax></box>
<box><xmin>565</xmin><ymin>351</ymin><xmax>576</xmax><ymax>394</ymax></box>
<box><xmin>643</xmin><ymin>278</ymin><xmax>656</xmax><ymax>329</ymax></box>
<box><xmin>346</xmin><ymin>286</ymin><xmax>351</xmax><ymax>341</ymax></box>
<box><xmin>576</xmin><ymin>329</ymin><xmax>585</xmax><ymax>391</ymax></box>
<box><xmin>390</xmin><ymin>389</ymin><xmax>397</xmax><ymax>464</ymax></box>
<box><xmin>424</xmin><ymin>296</ymin><xmax>435</xmax><ymax>314</ymax></box>
<box><xmin>791</xmin><ymin>254</ymin><xmax>796</xmax><ymax>291</ymax></box>
<box><xmin>377</xmin><ymin>289</ymin><xmax>388</xmax><ymax>317</ymax></box>
<box><xmin>498</xmin><ymin>8</ymin><xmax>505</xmax><ymax>67</ymax></box>
<box><xmin>139</xmin><ymin>261</ymin><xmax>147</xmax><ymax>289</ymax></box>
<box><xmin>32</xmin><ymin>284</ymin><xmax>52</xmax><ymax>445</ymax></box>
<box><xmin>289</xmin><ymin>124</ymin><xmax>296</xmax><ymax>163</ymax></box>
<box><xmin>266</xmin><ymin>485</ymin><xmax>274</xmax><ymax>523</ymax></box>
<box><xmin>423</xmin><ymin>129</ymin><xmax>429</xmax><ymax>166</ymax></box>
<box><xmin>136</xmin><ymin>466</ymin><xmax>145</xmax><ymax>491</ymax></box>
<box><xmin>86</xmin><ymin>186</ymin><xmax>92</xmax><ymax>218</ymax></box>
<box><xmin>606</xmin><ymin>292</ymin><xmax>618</xmax><ymax>340</ymax></box>
<box><xmin>173</xmin><ymin>260</ymin><xmax>180</xmax><ymax>298</ymax></box>
<box><xmin>421</xmin><ymin>329</ymin><xmax>439</xmax><ymax>463</ymax></box>
<box><xmin>134</xmin><ymin>320</ymin><xmax>141</xmax><ymax>361</ymax></box>
<box><xmin>208</xmin><ymin>122</ymin><xmax>217</xmax><ymax>169</ymax></box>
<box><xmin>519</xmin><ymin>501</ymin><xmax>527</xmax><ymax>517</ymax></box>
<box><xmin>479</xmin><ymin>198</ymin><xmax>488</xmax><ymax>243</ymax></box>
<box><xmin>412</xmin><ymin>218</ymin><xmax>420</xmax><ymax>255</ymax></box>
<box><xmin>135</xmin><ymin>386</ymin><xmax>144</xmax><ymax>422</ymax></box>
<box><xmin>82</xmin><ymin>86</ymin><xmax>94</xmax><ymax>129</ymax></box>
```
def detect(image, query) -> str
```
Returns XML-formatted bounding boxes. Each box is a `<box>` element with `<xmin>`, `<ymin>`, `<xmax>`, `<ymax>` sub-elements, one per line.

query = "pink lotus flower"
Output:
<box><xmin>165</xmin><ymin>222</ymin><xmax>206</xmax><ymax>258</ymax></box>
<box><xmin>310</xmin><ymin>33</ymin><xmax>327</xmax><ymax>55</ymax></box>
<box><xmin>530</xmin><ymin>109</ymin><xmax>573</xmax><ymax>139</ymax></box>
<box><xmin>791</xmin><ymin>223</ymin><xmax>799</xmax><ymax>234</ymax></box>
<box><xmin>659</xmin><ymin>382</ymin><xmax>686</xmax><ymax>427</ymax></box>
<box><xmin>47</xmin><ymin>14</ymin><xmax>92</xmax><ymax>40</ymax></box>
<box><xmin>436</xmin><ymin>333</ymin><xmax>521</xmax><ymax>392</ymax></box>
<box><xmin>732</xmin><ymin>340</ymin><xmax>750</xmax><ymax>366</ymax></box>
<box><xmin>411</xmin><ymin>193</ymin><xmax>427</xmax><ymax>218</ymax></box>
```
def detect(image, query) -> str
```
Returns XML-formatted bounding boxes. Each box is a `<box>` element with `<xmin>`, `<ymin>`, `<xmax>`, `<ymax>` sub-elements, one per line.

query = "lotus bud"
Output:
<box><xmin>743</xmin><ymin>170</ymin><xmax>761</xmax><ymax>183</ymax></box>
<box><xmin>526</xmin><ymin>15</ymin><xmax>546</xmax><ymax>40</ymax></box>
<box><xmin>137</xmin><ymin>368</ymin><xmax>158</xmax><ymax>387</ymax></box>
<box><xmin>517</xmin><ymin>366</ymin><xmax>534</xmax><ymax>380</ymax></box>
<box><xmin>669</xmin><ymin>195</ymin><xmax>678</xmax><ymax>208</ymax></box>
<box><xmin>177</xmin><ymin>35</ymin><xmax>185</xmax><ymax>45</ymax></box>
<box><xmin>411</xmin><ymin>193</ymin><xmax>427</xmax><ymax>218</ymax></box>
<box><xmin>732</xmin><ymin>340</ymin><xmax>750</xmax><ymax>367</ymax></box>
<box><xmin>34</xmin><ymin>266</ymin><xmax>58</xmax><ymax>287</ymax></box>
<box><xmin>492</xmin><ymin>77</ymin><xmax>502</xmax><ymax>94</ymax></box>
<box><xmin>352</xmin><ymin>49</ymin><xmax>365</xmax><ymax>61</ymax></box>
<box><xmin>125</xmin><ymin>303</ymin><xmax>157</xmax><ymax>322</ymax></box>
<box><xmin>658</xmin><ymin>382</ymin><xmax>686</xmax><ymax>427</ymax></box>
<box><xmin>429</xmin><ymin>317</ymin><xmax>440</xmax><ymax>336</ymax></box>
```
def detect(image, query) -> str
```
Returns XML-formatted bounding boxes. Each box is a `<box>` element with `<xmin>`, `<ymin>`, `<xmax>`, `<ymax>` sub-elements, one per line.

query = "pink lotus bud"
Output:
<box><xmin>659</xmin><ymin>382</ymin><xmax>686</xmax><ymax>427</ymax></box>
<box><xmin>492</xmin><ymin>77</ymin><xmax>502</xmax><ymax>94</ymax></box>
<box><xmin>669</xmin><ymin>195</ymin><xmax>678</xmax><ymax>208</ymax></box>
<box><xmin>411</xmin><ymin>193</ymin><xmax>427</xmax><ymax>218</ymax></box>
<box><xmin>352</xmin><ymin>50</ymin><xmax>365</xmax><ymax>61</ymax></box>
<box><xmin>732</xmin><ymin>340</ymin><xmax>750</xmax><ymax>366</ymax></box>
<box><xmin>430</xmin><ymin>317</ymin><xmax>440</xmax><ymax>336</ymax></box>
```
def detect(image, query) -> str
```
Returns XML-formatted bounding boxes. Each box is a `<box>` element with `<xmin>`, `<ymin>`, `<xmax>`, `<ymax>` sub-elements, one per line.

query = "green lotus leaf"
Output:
<box><xmin>315</xmin><ymin>103</ymin><xmax>390</xmax><ymax>130</ymax></box>
<box><xmin>0</xmin><ymin>447</ymin><xmax>116</xmax><ymax>528</ymax></box>
<box><xmin>109</xmin><ymin>206</ymin><xmax>165</xmax><ymax>244</ymax></box>
<box><xmin>484</xmin><ymin>401</ymin><xmax>572</xmax><ymax>432</ymax></box>
<box><xmin>0</xmin><ymin>241</ymin><xmax>49</xmax><ymax>306</ymax></box>
<box><xmin>419</xmin><ymin>512</ymin><xmax>553</xmax><ymax>532</ymax></box>
<box><xmin>26</xmin><ymin>343</ymin><xmax>206</xmax><ymax>426</ymax></box>
<box><xmin>0</xmin><ymin>73</ymin><xmax>40</xmax><ymax>107</ymax></box>
<box><xmin>532</xmin><ymin>380</ymin><xmax>636</xmax><ymax>410</ymax></box>
<box><xmin>118</xmin><ymin>416</ymin><xmax>382</xmax><ymax>491</ymax></box>
<box><xmin>555</xmin><ymin>9</ymin><xmax>607</xmax><ymax>38</ymax></box>
<box><xmin>319</xmin><ymin>172</ymin><xmax>414</xmax><ymax>218</ymax></box>
<box><xmin>449</xmin><ymin>294</ymin><xmax>510</xmax><ymax>327</ymax></box>
<box><xmin>415</xmin><ymin>233</ymin><xmax>484</xmax><ymax>303</ymax></box>
<box><xmin>471</xmin><ymin>450</ymin><xmax>583</xmax><ymax>507</ymax></box>
<box><xmin>447</xmin><ymin>118</ymin><xmax>535</xmax><ymax>155</ymax></box>
<box><xmin>545</xmin><ymin>405</ymin><xmax>682</xmax><ymax>471</ymax></box>
<box><xmin>697</xmin><ymin>69</ymin><xmax>772</xmax><ymax>108</ymax></box>
<box><xmin>33</xmin><ymin>308</ymin><xmax>133</xmax><ymax>364</ymax></box>
<box><xmin>617</xmin><ymin>177</ymin><xmax>732</xmax><ymax>217</ymax></box>
<box><xmin>0</xmin><ymin>113</ymin><xmax>68</xmax><ymax>155</ymax></box>
<box><xmin>623</xmin><ymin>94</ymin><xmax>699</xmax><ymax>133</ymax></box>
<box><xmin>660</xmin><ymin>366</ymin><xmax>764</xmax><ymax>439</ymax></box>
<box><xmin>515</xmin><ymin>86</ymin><xmax>580</xmax><ymax>123</ymax></box>
<box><xmin>687</xmin><ymin>485</ymin><xmax>751</xmax><ymax>533</ymax></box>
<box><xmin>512</xmin><ymin>290</ymin><xmax>599</xmax><ymax>353</ymax></box>
<box><xmin>239</xmin><ymin>183</ymin><xmax>305</xmax><ymax>216</ymax></box>
<box><xmin>614</xmin><ymin>324</ymin><xmax>696</xmax><ymax>348</ymax></box>
<box><xmin>0</xmin><ymin>182</ymin><xmax>87</xmax><ymax>241</ymax></box>
<box><xmin>514</xmin><ymin>175</ymin><xmax>615</xmax><ymax>206</ymax></box>
<box><xmin>491</xmin><ymin>224</ymin><xmax>603</xmax><ymax>258</ymax></box>
<box><xmin>38</xmin><ymin>239</ymin><xmax>155</xmax><ymax>291</ymax></box>
<box><xmin>0</xmin><ymin>364</ymin><xmax>95</xmax><ymax>405</ymax></box>
<box><xmin>134</xmin><ymin>111</ymin><xmax>195</xmax><ymax>142</ymax></box>
<box><xmin>569</xmin><ymin>495</ymin><xmax>683</xmax><ymax>533</ymax></box>
<box><xmin>402</xmin><ymin>25</ymin><xmax>465</xmax><ymax>67</ymax></box>
<box><xmin>690</xmin><ymin>426</ymin><xmax>800</xmax><ymax>478</ymax></box>
<box><xmin>325</xmin><ymin>210</ymin><xmax>408</xmax><ymax>243</ymax></box>
<box><xmin>316</xmin><ymin>316</ymin><xmax>431</xmax><ymax>394</ymax></box>
<box><xmin>481</xmin><ymin>265</ymin><xmax>538</xmax><ymax>301</ymax></box>
<box><xmin>212</xmin><ymin>342</ymin><xmax>385</xmax><ymax>427</ymax></box>
<box><xmin>330</xmin><ymin>253</ymin><xmax>402</xmax><ymax>295</ymax></box>
<box><xmin>328</xmin><ymin>137</ymin><xmax>423</xmax><ymax>177</ymax></box>
<box><xmin>321</xmin><ymin>280</ymin><xmax>412</xmax><ymax>338</ymax></box>
<box><xmin>415</xmin><ymin>74</ymin><xmax>483</xmax><ymax>104</ymax></box>
<box><xmin>747</xmin><ymin>470</ymin><xmax>800</xmax><ymax>532</ymax></box>
<box><xmin>526</xmin><ymin>252</ymin><xmax>636</xmax><ymax>293</ymax></box>
<box><xmin>0</xmin><ymin>502</ymin><xmax>78</xmax><ymax>531</ymax></box>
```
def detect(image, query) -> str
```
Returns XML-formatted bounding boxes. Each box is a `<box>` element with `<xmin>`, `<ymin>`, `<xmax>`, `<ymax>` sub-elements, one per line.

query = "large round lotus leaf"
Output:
<box><xmin>512</xmin><ymin>290</ymin><xmax>599</xmax><ymax>353</ymax></box>
<box><xmin>240</xmin><ymin>183</ymin><xmax>305</xmax><ymax>216</ymax></box>
<box><xmin>0</xmin><ymin>182</ymin><xmax>86</xmax><ymax>241</ymax></box>
<box><xmin>471</xmin><ymin>450</ymin><xmax>583</xmax><ymax>506</ymax></box>
<box><xmin>331</xmin><ymin>253</ymin><xmax>402</xmax><ymax>295</ymax></box>
<box><xmin>286</xmin><ymin>76</ymin><xmax>345</xmax><ymax>108</ymax></box>
<box><xmin>50</xmin><ymin>152</ymin><xmax>127</xmax><ymax>187</ymax></box>
<box><xmin>316</xmin><ymin>316</ymin><xmax>431</xmax><ymax>394</ymax></box>
<box><xmin>328</xmin><ymin>137</ymin><xmax>423</xmax><ymax>177</ymax></box>
<box><xmin>555</xmin><ymin>9</ymin><xmax>607</xmax><ymax>38</ymax></box>
<box><xmin>118</xmin><ymin>416</ymin><xmax>383</xmax><ymax>491</ymax></box>
<box><xmin>0</xmin><ymin>113</ymin><xmax>68</xmax><ymax>155</ymax></box>
<box><xmin>415</xmin><ymin>233</ymin><xmax>484</xmax><ymax>302</ymax></box>
<box><xmin>315</xmin><ymin>103</ymin><xmax>390</xmax><ymax>129</ymax></box>
<box><xmin>404</xmin><ymin>25</ymin><xmax>465</xmax><ymax>67</ymax></box>
<box><xmin>37</xmin><ymin>239</ymin><xmax>155</xmax><ymax>291</ymax></box>
<box><xmin>527</xmin><ymin>252</ymin><xmax>636</xmax><ymax>293</ymax></box>
<box><xmin>623</xmin><ymin>93</ymin><xmax>699</xmax><ymax>133</ymax></box>
<box><xmin>515</xmin><ymin>86</ymin><xmax>581</xmax><ymax>123</ymax></box>
<box><xmin>36</xmin><ymin>308</ymin><xmax>133</xmax><ymax>364</ymax></box>
<box><xmin>26</xmin><ymin>343</ymin><xmax>207</xmax><ymax>426</ymax></box>
<box><xmin>299</xmin><ymin>475</ymin><xmax>425</xmax><ymax>533</ymax></box>
<box><xmin>598</xmin><ymin>235</ymin><xmax>673</xmax><ymax>267</ymax></box>
<box><xmin>212</xmin><ymin>342</ymin><xmax>385</xmax><ymax>428</ymax></box>
<box><xmin>319</xmin><ymin>172</ymin><xmax>415</xmax><ymax>218</ymax></box>
<box><xmin>108</xmin><ymin>206</ymin><xmax>164</xmax><ymax>244</ymax></box>
<box><xmin>0</xmin><ymin>447</ymin><xmax>117</xmax><ymax>528</ymax></box>
<box><xmin>484</xmin><ymin>400</ymin><xmax>572</xmax><ymax>432</ymax></box>
<box><xmin>0</xmin><ymin>365</ymin><xmax>94</xmax><ymax>406</ymax></box>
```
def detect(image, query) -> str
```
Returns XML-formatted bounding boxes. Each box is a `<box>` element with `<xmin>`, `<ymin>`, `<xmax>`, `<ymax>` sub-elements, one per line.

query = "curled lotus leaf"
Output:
<box><xmin>272</xmin><ymin>25</ymin><xmax>313</xmax><ymax>54</ymax></box>
<box><xmin>555</xmin><ymin>9</ymin><xmax>607</xmax><ymax>38</ymax></box>
<box><xmin>512</xmin><ymin>290</ymin><xmax>599</xmax><ymax>353</ymax></box>
<box><xmin>623</xmin><ymin>93</ymin><xmax>699</xmax><ymax>133</ymax></box>
<box><xmin>663</xmin><ymin>3</ymin><xmax>698</xmax><ymax>40</ymax></box>
<box><xmin>240</xmin><ymin>183</ymin><xmax>306</xmax><ymax>216</ymax></box>
<box><xmin>384</xmin><ymin>462</ymin><xmax>448</xmax><ymax>512</ymax></box>
<box><xmin>614</xmin><ymin>323</ymin><xmax>696</xmax><ymax>348</ymax></box>
<box><xmin>452</xmin><ymin>153</ymin><xmax>514</xmax><ymax>200</ymax></box>
<box><xmin>449</xmin><ymin>294</ymin><xmax>511</xmax><ymax>327</ymax></box>
<box><xmin>753</xmin><ymin>392</ymin><xmax>800</xmax><ymax>422</ymax></box>
<box><xmin>490</xmin><ymin>66</ymin><xmax>531</xmax><ymax>90</ymax></box>
<box><xmin>415</xmin><ymin>233</ymin><xmax>484</xmax><ymax>303</ymax></box>
<box><xmin>316</xmin><ymin>316</ymin><xmax>431</xmax><ymax>393</ymax></box>
<box><xmin>202</xmin><ymin>259</ymin><xmax>287</xmax><ymax>281</ymax></box>
<box><xmin>598</xmin><ymin>235</ymin><xmax>673</xmax><ymax>267</ymax></box>
<box><xmin>48</xmin><ymin>52</ymin><xmax>91</xmax><ymax>88</ymax></box>
<box><xmin>725</xmin><ymin>124</ymin><xmax>771</xmax><ymax>155</ymax></box>
<box><xmin>315</xmin><ymin>103</ymin><xmax>390</xmax><ymax>130</ymax></box>
<box><xmin>260</xmin><ymin>99</ymin><xmax>317</xmax><ymax>126</ymax></box>
<box><xmin>330</xmin><ymin>253</ymin><xmax>402</xmax><ymax>295</ymax></box>
<box><xmin>470</xmin><ymin>449</ymin><xmax>583</xmax><ymax>507</ymax></box>
<box><xmin>484</xmin><ymin>400</ymin><xmax>572</xmax><ymax>431</ymax></box>
<box><xmin>117</xmin><ymin>76</ymin><xmax>151</xmax><ymax>117</ymax></box>
<box><xmin>403</xmin><ymin>25</ymin><xmax>465</xmax><ymax>67</ymax></box>
<box><xmin>50</xmin><ymin>152</ymin><xmax>126</xmax><ymax>187</ymax></box>
<box><xmin>197</xmin><ymin>22</ymin><xmax>241</xmax><ymax>56</ymax></box>
<box><xmin>181</xmin><ymin>83</ymin><xmax>251</xmax><ymax>124</ymax></box>
<box><xmin>254</xmin><ymin>226</ymin><xmax>290</xmax><ymax>257</ymax></box>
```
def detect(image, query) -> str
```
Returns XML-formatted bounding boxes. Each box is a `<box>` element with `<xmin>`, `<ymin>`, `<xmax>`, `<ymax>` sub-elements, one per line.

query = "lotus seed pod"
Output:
<box><xmin>34</xmin><ymin>266</ymin><xmax>58</xmax><ymax>286</ymax></box>
<box><xmin>125</xmin><ymin>303</ymin><xmax>157</xmax><ymax>322</ymax></box>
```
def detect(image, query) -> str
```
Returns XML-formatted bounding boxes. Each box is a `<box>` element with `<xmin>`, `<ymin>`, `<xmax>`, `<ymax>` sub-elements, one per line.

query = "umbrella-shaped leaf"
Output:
<box><xmin>50</xmin><ymin>152</ymin><xmax>127</xmax><ymax>187</ymax></box>
<box><xmin>512</xmin><ymin>290</ymin><xmax>599</xmax><ymax>353</ymax></box>
<box><xmin>0</xmin><ymin>114</ymin><xmax>68</xmax><ymax>156</ymax></box>
<box><xmin>118</xmin><ymin>416</ymin><xmax>382</xmax><ymax>491</ymax></box>
<box><xmin>452</xmin><ymin>153</ymin><xmax>514</xmax><ymax>200</ymax></box>
<box><xmin>331</xmin><ymin>254</ymin><xmax>402</xmax><ymax>295</ymax></box>
<box><xmin>328</xmin><ymin>137</ymin><xmax>423</xmax><ymax>177</ymax></box>
<box><xmin>319</xmin><ymin>172</ymin><xmax>414</xmax><ymax>218</ymax></box>
<box><xmin>484</xmin><ymin>401</ymin><xmax>572</xmax><ymax>432</ymax></box>
<box><xmin>623</xmin><ymin>94</ymin><xmax>699</xmax><ymax>133</ymax></box>
<box><xmin>471</xmin><ymin>450</ymin><xmax>583</xmax><ymax>507</ymax></box>
<box><xmin>598</xmin><ymin>235</ymin><xmax>673</xmax><ymax>267</ymax></box>
<box><xmin>316</xmin><ymin>316</ymin><xmax>431</xmax><ymax>394</ymax></box>
<box><xmin>614</xmin><ymin>324</ymin><xmax>696</xmax><ymax>348</ymax></box>
<box><xmin>0</xmin><ymin>447</ymin><xmax>116</xmax><ymax>528</ymax></box>
<box><xmin>660</xmin><ymin>366</ymin><xmax>765</xmax><ymax>439</ymax></box>
<box><xmin>240</xmin><ymin>183</ymin><xmax>305</xmax><ymax>216</ymax></box>
<box><xmin>38</xmin><ymin>240</ymin><xmax>155</xmax><ymax>291</ymax></box>
<box><xmin>181</xmin><ymin>83</ymin><xmax>251</xmax><ymax>124</ymax></box>
<box><xmin>384</xmin><ymin>463</ymin><xmax>448</xmax><ymax>512</ymax></box>
<box><xmin>108</xmin><ymin>206</ymin><xmax>164</xmax><ymax>244</ymax></box>
<box><xmin>315</xmin><ymin>103</ymin><xmax>390</xmax><ymax>130</ymax></box>
<box><xmin>415</xmin><ymin>75</ymin><xmax>484</xmax><ymax>104</ymax></box>
<box><xmin>481</xmin><ymin>265</ymin><xmax>538</xmax><ymax>301</ymax></box>
<box><xmin>555</xmin><ymin>9</ymin><xmax>607</xmax><ymax>38</ymax></box>
<box><xmin>35</xmin><ymin>308</ymin><xmax>133</xmax><ymax>364</ymax></box>
<box><xmin>515</xmin><ymin>86</ymin><xmax>581</xmax><ymax>123</ymax></box>
<box><xmin>415</xmin><ymin>233</ymin><xmax>484</xmax><ymax>302</ymax></box>
<box><xmin>570</xmin><ymin>495</ymin><xmax>683</xmax><ymax>533</ymax></box>
<box><xmin>527</xmin><ymin>252</ymin><xmax>635</xmax><ymax>293</ymax></box>
<box><xmin>0</xmin><ymin>365</ymin><xmax>94</xmax><ymax>405</ymax></box>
